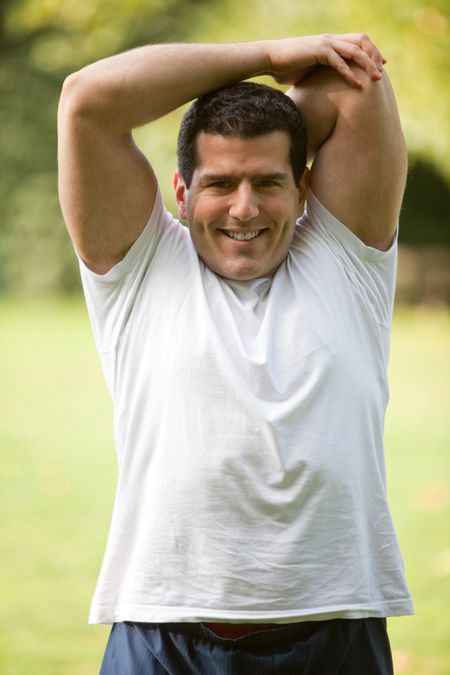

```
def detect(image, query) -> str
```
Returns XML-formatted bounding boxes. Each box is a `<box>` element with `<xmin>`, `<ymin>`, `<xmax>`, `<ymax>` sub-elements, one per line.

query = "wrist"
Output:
<box><xmin>252</xmin><ymin>40</ymin><xmax>274</xmax><ymax>76</ymax></box>
<box><xmin>228</xmin><ymin>40</ymin><xmax>272</xmax><ymax>79</ymax></box>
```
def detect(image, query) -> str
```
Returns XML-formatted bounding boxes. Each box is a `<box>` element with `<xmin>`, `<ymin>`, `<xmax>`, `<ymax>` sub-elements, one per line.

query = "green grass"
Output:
<box><xmin>384</xmin><ymin>309</ymin><xmax>450</xmax><ymax>675</ymax></box>
<box><xmin>0</xmin><ymin>299</ymin><xmax>449</xmax><ymax>674</ymax></box>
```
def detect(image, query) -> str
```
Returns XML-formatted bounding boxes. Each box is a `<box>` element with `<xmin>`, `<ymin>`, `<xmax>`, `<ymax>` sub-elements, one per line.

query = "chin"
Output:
<box><xmin>200</xmin><ymin>251</ymin><xmax>285</xmax><ymax>281</ymax></box>
<box><xmin>216</xmin><ymin>262</ymin><xmax>274</xmax><ymax>281</ymax></box>
<box><xmin>222</xmin><ymin>271</ymin><xmax>261</xmax><ymax>281</ymax></box>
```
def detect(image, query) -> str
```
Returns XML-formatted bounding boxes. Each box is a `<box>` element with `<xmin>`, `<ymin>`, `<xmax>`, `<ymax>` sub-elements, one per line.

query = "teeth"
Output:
<box><xmin>224</xmin><ymin>230</ymin><xmax>261</xmax><ymax>241</ymax></box>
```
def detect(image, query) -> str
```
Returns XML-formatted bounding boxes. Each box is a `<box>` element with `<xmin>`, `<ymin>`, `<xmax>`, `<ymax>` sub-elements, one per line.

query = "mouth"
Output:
<box><xmin>222</xmin><ymin>229</ymin><xmax>264</xmax><ymax>241</ymax></box>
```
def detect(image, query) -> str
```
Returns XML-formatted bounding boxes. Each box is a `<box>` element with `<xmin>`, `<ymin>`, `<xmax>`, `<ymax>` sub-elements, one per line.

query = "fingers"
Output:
<box><xmin>267</xmin><ymin>33</ymin><xmax>387</xmax><ymax>88</ymax></box>
<box><xmin>323</xmin><ymin>50</ymin><xmax>366</xmax><ymax>88</ymax></box>
<box><xmin>334</xmin><ymin>33</ymin><xmax>386</xmax><ymax>68</ymax></box>
<box><xmin>322</xmin><ymin>33</ymin><xmax>386</xmax><ymax>88</ymax></box>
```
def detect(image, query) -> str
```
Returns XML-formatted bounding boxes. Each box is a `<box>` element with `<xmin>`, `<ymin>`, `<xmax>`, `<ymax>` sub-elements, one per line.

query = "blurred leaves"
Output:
<box><xmin>0</xmin><ymin>0</ymin><xmax>449</xmax><ymax>295</ymax></box>
<box><xmin>4</xmin><ymin>0</ymin><xmax>217</xmax><ymax>69</ymax></box>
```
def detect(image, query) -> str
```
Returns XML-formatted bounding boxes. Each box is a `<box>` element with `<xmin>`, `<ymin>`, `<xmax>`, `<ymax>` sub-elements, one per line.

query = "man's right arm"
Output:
<box><xmin>58</xmin><ymin>36</ymin><xmax>384</xmax><ymax>274</ymax></box>
<box><xmin>58</xmin><ymin>43</ymin><xmax>270</xmax><ymax>274</ymax></box>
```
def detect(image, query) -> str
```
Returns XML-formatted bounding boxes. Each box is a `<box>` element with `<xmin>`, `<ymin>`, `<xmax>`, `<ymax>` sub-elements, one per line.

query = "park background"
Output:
<box><xmin>0</xmin><ymin>0</ymin><xmax>449</xmax><ymax>673</ymax></box>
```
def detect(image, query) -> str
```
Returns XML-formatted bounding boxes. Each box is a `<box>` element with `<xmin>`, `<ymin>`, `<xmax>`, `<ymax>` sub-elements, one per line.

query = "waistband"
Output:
<box><xmin>202</xmin><ymin>622</ymin><xmax>296</xmax><ymax>639</ymax></box>
<box><xmin>127</xmin><ymin>619</ymin><xmax>336</xmax><ymax>647</ymax></box>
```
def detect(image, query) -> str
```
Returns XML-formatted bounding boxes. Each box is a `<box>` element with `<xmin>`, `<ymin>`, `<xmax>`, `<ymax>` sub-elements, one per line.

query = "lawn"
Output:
<box><xmin>0</xmin><ymin>299</ymin><xmax>449</xmax><ymax>674</ymax></box>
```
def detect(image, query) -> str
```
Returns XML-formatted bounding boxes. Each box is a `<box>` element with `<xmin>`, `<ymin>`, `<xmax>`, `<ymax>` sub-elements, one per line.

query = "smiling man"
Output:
<box><xmin>175</xmin><ymin>130</ymin><xmax>305</xmax><ymax>279</ymax></box>
<box><xmin>58</xmin><ymin>34</ymin><xmax>413</xmax><ymax>674</ymax></box>
<box><xmin>174</xmin><ymin>90</ymin><xmax>309</xmax><ymax>280</ymax></box>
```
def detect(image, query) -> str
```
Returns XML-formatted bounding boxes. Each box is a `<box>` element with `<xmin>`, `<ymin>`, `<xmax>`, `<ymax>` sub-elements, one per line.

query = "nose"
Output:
<box><xmin>228</xmin><ymin>182</ymin><xmax>259</xmax><ymax>221</ymax></box>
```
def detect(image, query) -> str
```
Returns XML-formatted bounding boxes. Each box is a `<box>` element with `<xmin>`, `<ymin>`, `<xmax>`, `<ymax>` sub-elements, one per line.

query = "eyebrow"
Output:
<box><xmin>199</xmin><ymin>172</ymin><xmax>289</xmax><ymax>183</ymax></box>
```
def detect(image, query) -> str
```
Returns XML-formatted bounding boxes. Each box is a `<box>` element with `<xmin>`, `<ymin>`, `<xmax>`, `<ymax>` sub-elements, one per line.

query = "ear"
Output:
<box><xmin>173</xmin><ymin>169</ymin><xmax>188</xmax><ymax>221</ymax></box>
<box><xmin>297</xmin><ymin>167</ymin><xmax>310</xmax><ymax>214</ymax></box>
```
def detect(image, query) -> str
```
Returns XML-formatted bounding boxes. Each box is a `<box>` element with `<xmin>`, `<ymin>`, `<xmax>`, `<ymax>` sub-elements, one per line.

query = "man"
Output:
<box><xmin>58</xmin><ymin>34</ymin><xmax>413</xmax><ymax>674</ymax></box>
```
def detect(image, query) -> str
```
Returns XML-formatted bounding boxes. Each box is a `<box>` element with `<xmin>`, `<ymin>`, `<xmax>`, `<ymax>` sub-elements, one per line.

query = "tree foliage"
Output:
<box><xmin>0</xmin><ymin>0</ymin><xmax>448</xmax><ymax>294</ymax></box>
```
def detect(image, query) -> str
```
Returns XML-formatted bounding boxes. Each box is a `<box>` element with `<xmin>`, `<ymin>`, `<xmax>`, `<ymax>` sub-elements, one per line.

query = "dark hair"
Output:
<box><xmin>177</xmin><ymin>81</ymin><xmax>307</xmax><ymax>187</ymax></box>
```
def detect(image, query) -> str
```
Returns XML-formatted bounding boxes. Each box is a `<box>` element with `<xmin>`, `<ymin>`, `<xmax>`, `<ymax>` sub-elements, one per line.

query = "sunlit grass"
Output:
<box><xmin>385</xmin><ymin>308</ymin><xmax>450</xmax><ymax>674</ymax></box>
<box><xmin>0</xmin><ymin>299</ymin><xmax>449</xmax><ymax>674</ymax></box>
<box><xmin>0</xmin><ymin>299</ymin><xmax>113</xmax><ymax>675</ymax></box>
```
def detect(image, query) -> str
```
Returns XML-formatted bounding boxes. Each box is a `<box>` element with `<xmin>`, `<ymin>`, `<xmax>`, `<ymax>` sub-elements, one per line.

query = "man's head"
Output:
<box><xmin>174</xmin><ymin>82</ymin><xmax>309</xmax><ymax>281</ymax></box>
<box><xmin>177</xmin><ymin>81</ymin><xmax>307</xmax><ymax>188</ymax></box>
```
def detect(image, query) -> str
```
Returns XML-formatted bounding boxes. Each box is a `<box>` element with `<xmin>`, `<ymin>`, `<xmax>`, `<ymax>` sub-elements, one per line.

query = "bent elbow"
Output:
<box><xmin>58</xmin><ymin>70</ymin><xmax>90</xmax><ymax>120</ymax></box>
<box><xmin>58</xmin><ymin>67</ymin><xmax>108</xmax><ymax>121</ymax></box>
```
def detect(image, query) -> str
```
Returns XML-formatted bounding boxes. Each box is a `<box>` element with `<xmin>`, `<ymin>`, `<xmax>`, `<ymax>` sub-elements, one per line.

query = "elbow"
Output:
<box><xmin>60</xmin><ymin>70</ymin><xmax>82</xmax><ymax>98</ymax></box>
<box><xmin>58</xmin><ymin>67</ymin><xmax>107</xmax><ymax>121</ymax></box>
<box><xmin>346</xmin><ymin>64</ymin><xmax>396</xmax><ymax>109</ymax></box>
<box><xmin>341</xmin><ymin>65</ymin><xmax>403</xmax><ymax>130</ymax></box>
<box><xmin>58</xmin><ymin>67</ymin><xmax>124</xmax><ymax>133</ymax></box>
<box><xmin>59</xmin><ymin>70</ymin><xmax>91</xmax><ymax>119</ymax></box>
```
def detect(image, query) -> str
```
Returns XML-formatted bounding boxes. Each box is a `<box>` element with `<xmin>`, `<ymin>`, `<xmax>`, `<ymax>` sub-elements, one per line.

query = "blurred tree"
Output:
<box><xmin>403</xmin><ymin>160</ymin><xmax>450</xmax><ymax>247</ymax></box>
<box><xmin>0</xmin><ymin>0</ymin><xmax>449</xmax><ymax>295</ymax></box>
<box><xmin>0</xmin><ymin>0</ymin><xmax>220</xmax><ymax>294</ymax></box>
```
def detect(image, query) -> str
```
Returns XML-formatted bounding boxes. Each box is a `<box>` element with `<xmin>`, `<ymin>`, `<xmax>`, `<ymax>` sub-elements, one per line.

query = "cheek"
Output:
<box><xmin>189</xmin><ymin>198</ymin><xmax>215</xmax><ymax>226</ymax></box>
<box><xmin>200</xmin><ymin>196</ymin><xmax>227</xmax><ymax>219</ymax></box>
<box><xmin>269</xmin><ymin>193</ymin><xmax>298</xmax><ymax>215</ymax></box>
<box><xmin>270</xmin><ymin>200</ymin><xmax>299</xmax><ymax>231</ymax></box>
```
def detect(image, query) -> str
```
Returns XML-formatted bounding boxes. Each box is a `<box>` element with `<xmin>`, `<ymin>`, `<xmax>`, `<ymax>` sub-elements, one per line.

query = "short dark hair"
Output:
<box><xmin>177</xmin><ymin>81</ymin><xmax>307</xmax><ymax>187</ymax></box>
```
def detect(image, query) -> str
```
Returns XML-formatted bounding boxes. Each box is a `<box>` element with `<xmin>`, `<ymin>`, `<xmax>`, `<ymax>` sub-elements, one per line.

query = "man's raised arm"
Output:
<box><xmin>57</xmin><ymin>36</ymin><xmax>385</xmax><ymax>274</ymax></box>
<box><xmin>57</xmin><ymin>43</ymin><xmax>271</xmax><ymax>274</ymax></box>
<box><xmin>287</xmin><ymin>36</ymin><xmax>407</xmax><ymax>251</ymax></box>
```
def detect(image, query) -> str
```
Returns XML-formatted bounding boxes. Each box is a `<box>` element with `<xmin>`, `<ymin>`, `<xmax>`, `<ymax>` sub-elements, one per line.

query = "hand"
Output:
<box><xmin>266</xmin><ymin>33</ymin><xmax>386</xmax><ymax>88</ymax></box>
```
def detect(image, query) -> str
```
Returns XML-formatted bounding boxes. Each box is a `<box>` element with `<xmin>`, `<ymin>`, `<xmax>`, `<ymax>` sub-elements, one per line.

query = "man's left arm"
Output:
<box><xmin>288</xmin><ymin>40</ymin><xmax>407</xmax><ymax>251</ymax></box>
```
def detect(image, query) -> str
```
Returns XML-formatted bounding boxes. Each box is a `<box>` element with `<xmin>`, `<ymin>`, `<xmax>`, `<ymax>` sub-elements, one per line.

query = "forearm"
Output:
<box><xmin>60</xmin><ymin>42</ymin><xmax>270</xmax><ymax>132</ymax></box>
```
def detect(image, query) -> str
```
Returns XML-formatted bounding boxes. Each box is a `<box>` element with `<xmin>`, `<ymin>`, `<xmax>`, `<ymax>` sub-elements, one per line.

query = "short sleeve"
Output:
<box><xmin>301</xmin><ymin>190</ymin><xmax>398</xmax><ymax>328</ymax></box>
<box><xmin>78</xmin><ymin>186</ymin><xmax>178</xmax><ymax>353</ymax></box>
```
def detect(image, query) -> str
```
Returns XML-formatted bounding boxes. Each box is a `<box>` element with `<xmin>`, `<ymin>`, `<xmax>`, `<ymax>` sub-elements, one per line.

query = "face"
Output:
<box><xmin>174</xmin><ymin>131</ymin><xmax>309</xmax><ymax>281</ymax></box>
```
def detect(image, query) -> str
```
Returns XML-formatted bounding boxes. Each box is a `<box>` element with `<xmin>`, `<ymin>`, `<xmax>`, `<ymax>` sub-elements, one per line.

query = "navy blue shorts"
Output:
<box><xmin>99</xmin><ymin>618</ymin><xmax>394</xmax><ymax>674</ymax></box>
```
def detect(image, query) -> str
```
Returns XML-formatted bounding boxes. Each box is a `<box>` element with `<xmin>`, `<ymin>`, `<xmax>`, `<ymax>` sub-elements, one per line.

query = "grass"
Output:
<box><xmin>0</xmin><ymin>298</ymin><xmax>449</xmax><ymax>674</ymax></box>
<box><xmin>384</xmin><ymin>308</ymin><xmax>450</xmax><ymax>674</ymax></box>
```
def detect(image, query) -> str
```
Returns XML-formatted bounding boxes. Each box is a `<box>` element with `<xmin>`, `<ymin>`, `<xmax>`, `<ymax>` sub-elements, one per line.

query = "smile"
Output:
<box><xmin>222</xmin><ymin>230</ymin><xmax>262</xmax><ymax>241</ymax></box>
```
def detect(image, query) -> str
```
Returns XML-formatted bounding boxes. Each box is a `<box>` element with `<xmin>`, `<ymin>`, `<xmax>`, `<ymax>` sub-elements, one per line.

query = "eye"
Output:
<box><xmin>202</xmin><ymin>180</ymin><xmax>234</xmax><ymax>191</ymax></box>
<box><xmin>210</xmin><ymin>181</ymin><xmax>231</xmax><ymax>188</ymax></box>
<box><xmin>257</xmin><ymin>179</ymin><xmax>281</xmax><ymax>188</ymax></box>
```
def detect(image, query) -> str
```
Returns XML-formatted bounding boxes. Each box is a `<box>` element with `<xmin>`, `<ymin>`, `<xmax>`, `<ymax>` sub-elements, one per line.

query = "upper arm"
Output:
<box><xmin>291</xmin><ymin>66</ymin><xmax>407</xmax><ymax>250</ymax></box>
<box><xmin>58</xmin><ymin>73</ymin><xmax>158</xmax><ymax>275</ymax></box>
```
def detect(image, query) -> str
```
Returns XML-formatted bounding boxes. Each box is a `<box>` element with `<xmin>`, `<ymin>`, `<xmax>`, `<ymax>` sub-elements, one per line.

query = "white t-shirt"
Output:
<box><xmin>79</xmin><ymin>188</ymin><xmax>413</xmax><ymax>625</ymax></box>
